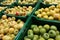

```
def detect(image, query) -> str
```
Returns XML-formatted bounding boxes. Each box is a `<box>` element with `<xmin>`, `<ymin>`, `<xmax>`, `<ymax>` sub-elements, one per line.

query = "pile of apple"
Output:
<box><xmin>4</xmin><ymin>6</ymin><xmax>33</xmax><ymax>16</ymax></box>
<box><xmin>35</xmin><ymin>4</ymin><xmax>60</xmax><ymax>20</ymax></box>
<box><xmin>1</xmin><ymin>0</ymin><xmax>16</xmax><ymax>5</ymax></box>
<box><xmin>0</xmin><ymin>15</ymin><xmax>24</xmax><ymax>40</ymax></box>
<box><xmin>18</xmin><ymin>0</ymin><xmax>37</xmax><ymax>4</ymax></box>
<box><xmin>24</xmin><ymin>24</ymin><xmax>60</xmax><ymax>40</ymax></box>
<box><xmin>43</xmin><ymin>0</ymin><xmax>60</xmax><ymax>4</ymax></box>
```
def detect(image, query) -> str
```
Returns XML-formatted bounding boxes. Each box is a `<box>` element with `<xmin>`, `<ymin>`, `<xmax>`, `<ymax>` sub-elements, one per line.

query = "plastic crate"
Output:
<box><xmin>15</xmin><ymin>15</ymin><xmax>60</xmax><ymax>40</ymax></box>
<box><xmin>0</xmin><ymin>14</ymin><xmax>27</xmax><ymax>40</ymax></box>
<box><xmin>33</xmin><ymin>2</ymin><xmax>60</xmax><ymax>23</ymax></box>
<box><xmin>2</xmin><ymin>2</ymin><xmax>39</xmax><ymax>19</ymax></box>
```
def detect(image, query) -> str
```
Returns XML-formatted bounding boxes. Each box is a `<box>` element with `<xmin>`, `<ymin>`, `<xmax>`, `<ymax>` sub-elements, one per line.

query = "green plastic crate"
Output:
<box><xmin>15</xmin><ymin>15</ymin><xmax>60</xmax><ymax>40</ymax></box>
<box><xmin>33</xmin><ymin>2</ymin><xmax>60</xmax><ymax>23</ymax></box>
<box><xmin>1</xmin><ymin>2</ymin><xmax>39</xmax><ymax>19</ymax></box>
<box><xmin>0</xmin><ymin>14</ymin><xmax>27</xmax><ymax>40</ymax></box>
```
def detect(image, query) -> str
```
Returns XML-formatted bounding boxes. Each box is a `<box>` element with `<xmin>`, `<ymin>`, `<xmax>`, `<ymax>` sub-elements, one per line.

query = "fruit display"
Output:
<box><xmin>43</xmin><ymin>0</ymin><xmax>60</xmax><ymax>4</ymax></box>
<box><xmin>24</xmin><ymin>24</ymin><xmax>60</xmax><ymax>40</ymax></box>
<box><xmin>0</xmin><ymin>15</ymin><xmax>24</xmax><ymax>40</ymax></box>
<box><xmin>1</xmin><ymin>0</ymin><xmax>16</xmax><ymax>5</ymax></box>
<box><xmin>0</xmin><ymin>7</ymin><xmax>6</xmax><ymax>12</ymax></box>
<box><xmin>18</xmin><ymin>0</ymin><xmax>38</xmax><ymax>5</ymax></box>
<box><xmin>4</xmin><ymin>6</ymin><xmax>33</xmax><ymax>16</ymax></box>
<box><xmin>0</xmin><ymin>0</ymin><xmax>60</xmax><ymax>40</ymax></box>
<box><xmin>35</xmin><ymin>4</ymin><xmax>60</xmax><ymax>20</ymax></box>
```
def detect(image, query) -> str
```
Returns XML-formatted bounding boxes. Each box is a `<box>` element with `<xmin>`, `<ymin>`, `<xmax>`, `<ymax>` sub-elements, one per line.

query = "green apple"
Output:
<box><xmin>28</xmin><ymin>29</ymin><xmax>34</xmax><ymax>39</ymax></box>
<box><xmin>43</xmin><ymin>33</ymin><xmax>49</xmax><ymax>39</ymax></box>
<box><xmin>49</xmin><ymin>30</ymin><xmax>56</xmax><ymax>37</ymax></box>
<box><xmin>55</xmin><ymin>35</ymin><xmax>60</xmax><ymax>40</ymax></box>
<box><xmin>33</xmin><ymin>27</ymin><xmax>39</xmax><ymax>34</ymax></box>
<box><xmin>31</xmin><ymin>25</ymin><xmax>37</xmax><ymax>29</ymax></box>
<box><xmin>48</xmin><ymin>38</ymin><xmax>54</xmax><ymax>40</ymax></box>
<box><xmin>38</xmin><ymin>37</ymin><xmax>45</xmax><ymax>40</ymax></box>
<box><xmin>50</xmin><ymin>25</ymin><xmax>57</xmax><ymax>31</ymax></box>
<box><xmin>40</xmin><ymin>28</ymin><xmax>46</xmax><ymax>34</ymax></box>
<box><xmin>44</xmin><ymin>24</ymin><xmax>50</xmax><ymax>30</ymax></box>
